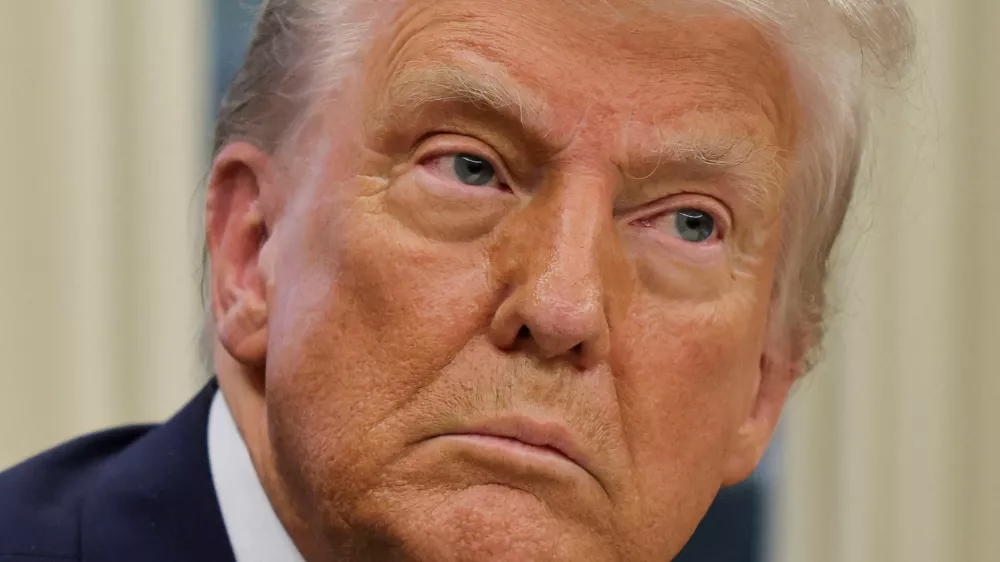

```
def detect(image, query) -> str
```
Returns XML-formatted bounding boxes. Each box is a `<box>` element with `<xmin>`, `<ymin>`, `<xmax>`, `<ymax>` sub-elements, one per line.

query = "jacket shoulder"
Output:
<box><xmin>0</xmin><ymin>425</ymin><xmax>152</xmax><ymax>561</ymax></box>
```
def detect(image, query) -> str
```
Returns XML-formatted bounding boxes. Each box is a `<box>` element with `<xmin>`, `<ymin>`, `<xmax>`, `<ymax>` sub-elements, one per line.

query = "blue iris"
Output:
<box><xmin>453</xmin><ymin>154</ymin><xmax>496</xmax><ymax>186</ymax></box>
<box><xmin>675</xmin><ymin>209</ymin><xmax>715</xmax><ymax>242</ymax></box>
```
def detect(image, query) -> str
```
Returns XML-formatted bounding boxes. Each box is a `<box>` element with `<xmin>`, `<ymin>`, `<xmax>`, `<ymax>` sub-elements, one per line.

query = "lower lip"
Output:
<box><xmin>431</xmin><ymin>434</ymin><xmax>583</xmax><ymax>472</ymax></box>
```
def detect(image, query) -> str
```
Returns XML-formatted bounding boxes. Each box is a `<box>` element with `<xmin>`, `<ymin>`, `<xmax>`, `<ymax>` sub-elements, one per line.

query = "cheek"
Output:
<box><xmin>263</xmin><ymin>180</ymin><xmax>499</xmax><ymax>474</ymax></box>
<box><xmin>326</xmin><ymin>209</ymin><xmax>498</xmax><ymax>370</ymax></box>
<box><xmin>611</xmin><ymin>292</ymin><xmax>766</xmax><ymax>520</ymax></box>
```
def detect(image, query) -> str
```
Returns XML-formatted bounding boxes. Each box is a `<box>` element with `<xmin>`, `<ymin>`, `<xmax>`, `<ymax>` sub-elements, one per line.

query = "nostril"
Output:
<box><xmin>517</xmin><ymin>325</ymin><xmax>532</xmax><ymax>341</ymax></box>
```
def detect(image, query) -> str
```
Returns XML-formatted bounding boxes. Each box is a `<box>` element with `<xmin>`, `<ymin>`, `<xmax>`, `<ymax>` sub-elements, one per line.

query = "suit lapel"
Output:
<box><xmin>80</xmin><ymin>381</ymin><xmax>237</xmax><ymax>562</ymax></box>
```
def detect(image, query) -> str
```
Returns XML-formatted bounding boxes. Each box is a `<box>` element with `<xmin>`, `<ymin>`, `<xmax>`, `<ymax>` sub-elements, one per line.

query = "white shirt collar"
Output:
<box><xmin>208</xmin><ymin>390</ymin><xmax>307</xmax><ymax>562</ymax></box>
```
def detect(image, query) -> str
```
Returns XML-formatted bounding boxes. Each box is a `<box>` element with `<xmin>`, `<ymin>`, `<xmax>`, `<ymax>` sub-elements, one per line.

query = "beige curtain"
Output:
<box><xmin>776</xmin><ymin>1</ymin><xmax>1000</xmax><ymax>561</ymax></box>
<box><xmin>0</xmin><ymin>1</ymin><xmax>208</xmax><ymax>468</ymax></box>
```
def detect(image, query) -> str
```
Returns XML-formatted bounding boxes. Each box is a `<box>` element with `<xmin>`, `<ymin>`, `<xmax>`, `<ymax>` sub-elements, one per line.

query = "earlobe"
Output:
<box><xmin>720</xmin><ymin>347</ymin><xmax>798</xmax><ymax>486</ymax></box>
<box><xmin>206</xmin><ymin>142</ymin><xmax>276</xmax><ymax>366</ymax></box>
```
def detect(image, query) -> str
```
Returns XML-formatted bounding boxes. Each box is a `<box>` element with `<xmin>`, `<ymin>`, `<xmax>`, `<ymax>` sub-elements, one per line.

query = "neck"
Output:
<box><xmin>213</xmin><ymin>343</ymin><xmax>327</xmax><ymax>560</ymax></box>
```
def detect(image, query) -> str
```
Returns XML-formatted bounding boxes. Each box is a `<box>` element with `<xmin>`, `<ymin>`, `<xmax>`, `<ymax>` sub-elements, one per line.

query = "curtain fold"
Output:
<box><xmin>0</xmin><ymin>0</ymin><xmax>208</xmax><ymax>468</ymax></box>
<box><xmin>777</xmin><ymin>1</ymin><xmax>1000</xmax><ymax>561</ymax></box>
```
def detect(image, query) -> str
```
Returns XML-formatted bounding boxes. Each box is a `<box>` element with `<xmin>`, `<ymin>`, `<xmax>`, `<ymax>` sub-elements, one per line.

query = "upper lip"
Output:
<box><xmin>437</xmin><ymin>417</ymin><xmax>594</xmax><ymax>477</ymax></box>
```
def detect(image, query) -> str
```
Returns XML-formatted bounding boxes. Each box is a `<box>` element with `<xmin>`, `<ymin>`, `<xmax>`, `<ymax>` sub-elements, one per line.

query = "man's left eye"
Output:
<box><xmin>451</xmin><ymin>153</ymin><xmax>497</xmax><ymax>186</ymax></box>
<box><xmin>636</xmin><ymin>207</ymin><xmax>721</xmax><ymax>244</ymax></box>
<box><xmin>671</xmin><ymin>209</ymin><xmax>716</xmax><ymax>243</ymax></box>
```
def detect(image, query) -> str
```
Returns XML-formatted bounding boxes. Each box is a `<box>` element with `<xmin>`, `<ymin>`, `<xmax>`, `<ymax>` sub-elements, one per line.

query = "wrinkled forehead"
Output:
<box><xmin>360</xmin><ymin>0</ymin><xmax>799</xmax><ymax>154</ymax></box>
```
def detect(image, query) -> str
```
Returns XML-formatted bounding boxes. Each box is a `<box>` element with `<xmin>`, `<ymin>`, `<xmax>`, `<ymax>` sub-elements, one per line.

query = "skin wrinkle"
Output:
<box><xmin>208</xmin><ymin>1</ymin><xmax>808</xmax><ymax>560</ymax></box>
<box><xmin>376</xmin><ymin>60</ymin><xmax>782</xmax><ymax>237</ymax></box>
<box><xmin>619</xmin><ymin>120</ymin><xmax>778</xmax><ymax>222</ymax></box>
<box><xmin>362</xmin><ymin>310</ymin><xmax>491</xmax><ymax>446</ymax></box>
<box><xmin>378</xmin><ymin>63</ymin><xmax>551</xmax><ymax>130</ymax></box>
<box><xmin>371</xmin><ymin>66</ymin><xmax>558</xmax><ymax>180</ymax></box>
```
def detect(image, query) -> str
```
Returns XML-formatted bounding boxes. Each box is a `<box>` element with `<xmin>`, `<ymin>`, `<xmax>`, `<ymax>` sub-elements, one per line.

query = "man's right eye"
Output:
<box><xmin>423</xmin><ymin>152</ymin><xmax>507</xmax><ymax>191</ymax></box>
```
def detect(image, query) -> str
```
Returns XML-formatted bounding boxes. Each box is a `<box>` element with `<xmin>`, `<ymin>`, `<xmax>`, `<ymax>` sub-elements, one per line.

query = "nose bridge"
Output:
<box><xmin>532</xmin><ymin>188</ymin><xmax>605</xmax><ymax>306</ymax></box>
<box><xmin>490</xmin><ymin>179</ymin><xmax>614</xmax><ymax>367</ymax></box>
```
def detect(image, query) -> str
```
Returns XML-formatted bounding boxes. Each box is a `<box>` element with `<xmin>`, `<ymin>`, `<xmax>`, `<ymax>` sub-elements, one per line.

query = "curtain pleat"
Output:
<box><xmin>777</xmin><ymin>1</ymin><xmax>1000</xmax><ymax>561</ymax></box>
<box><xmin>0</xmin><ymin>0</ymin><xmax>208</xmax><ymax>468</ymax></box>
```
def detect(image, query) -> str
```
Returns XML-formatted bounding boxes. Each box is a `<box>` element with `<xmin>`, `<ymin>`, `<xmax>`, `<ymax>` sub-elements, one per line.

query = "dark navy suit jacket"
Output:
<box><xmin>0</xmin><ymin>381</ymin><xmax>759</xmax><ymax>561</ymax></box>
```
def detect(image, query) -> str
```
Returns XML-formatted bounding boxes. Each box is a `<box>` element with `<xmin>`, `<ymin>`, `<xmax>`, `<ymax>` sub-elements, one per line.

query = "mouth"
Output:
<box><xmin>428</xmin><ymin>417</ymin><xmax>596</xmax><ymax>481</ymax></box>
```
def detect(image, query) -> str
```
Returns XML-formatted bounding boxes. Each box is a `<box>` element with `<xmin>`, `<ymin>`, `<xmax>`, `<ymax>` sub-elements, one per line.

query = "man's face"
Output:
<box><xmin>257</xmin><ymin>0</ymin><xmax>798</xmax><ymax>559</ymax></box>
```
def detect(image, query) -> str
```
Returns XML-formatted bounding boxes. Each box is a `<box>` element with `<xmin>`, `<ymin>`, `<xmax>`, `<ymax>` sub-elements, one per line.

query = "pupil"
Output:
<box><xmin>454</xmin><ymin>154</ymin><xmax>495</xmax><ymax>186</ymax></box>
<box><xmin>676</xmin><ymin>209</ymin><xmax>714</xmax><ymax>242</ymax></box>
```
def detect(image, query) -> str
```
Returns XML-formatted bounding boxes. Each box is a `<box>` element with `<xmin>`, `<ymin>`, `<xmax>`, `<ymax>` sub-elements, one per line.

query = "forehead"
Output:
<box><xmin>365</xmin><ymin>0</ymin><xmax>798</xmax><ymax>150</ymax></box>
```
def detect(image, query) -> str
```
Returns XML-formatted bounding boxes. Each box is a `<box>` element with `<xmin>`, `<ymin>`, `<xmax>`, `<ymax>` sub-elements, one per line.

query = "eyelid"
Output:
<box><xmin>621</xmin><ymin>193</ymin><xmax>733</xmax><ymax>237</ymax></box>
<box><xmin>413</xmin><ymin>133</ymin><xmax>513</xmax><ymax>186</ymax></box>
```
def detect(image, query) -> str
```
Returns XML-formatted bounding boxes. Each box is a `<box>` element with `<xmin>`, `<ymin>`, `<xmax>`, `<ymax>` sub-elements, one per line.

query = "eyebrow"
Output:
<box><xmin>373</xmin><ymin>63</ymin><xmax>553</xmax><ymax>137</ymax></box>
<box><xmin>374</xmin><ymin>63</ymin><xmax>781</xmax><ymax>210</ymax></box>
<box><xmin>624</xmin><ymin>133</ymin><xmax>782</xmax><ymax>211</ymax></box>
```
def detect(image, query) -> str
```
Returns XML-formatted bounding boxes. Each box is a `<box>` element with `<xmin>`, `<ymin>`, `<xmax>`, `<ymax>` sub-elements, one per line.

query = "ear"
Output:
<box><xmin>206</xmin><ymin>142</ymin><xmax>275</xmax><ymax>367</ymax></box>
<box><xmin>720</xmin><ymin>339</ymin><xmax>801</xmax><ymax>486</ymax></box>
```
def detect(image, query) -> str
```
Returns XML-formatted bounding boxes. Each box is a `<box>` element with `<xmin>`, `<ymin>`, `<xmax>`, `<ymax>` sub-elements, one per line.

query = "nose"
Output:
<box><xmin>489</xmin><ymin>185</ymin><xmax>613</xmax><ymax>369</ymax></box>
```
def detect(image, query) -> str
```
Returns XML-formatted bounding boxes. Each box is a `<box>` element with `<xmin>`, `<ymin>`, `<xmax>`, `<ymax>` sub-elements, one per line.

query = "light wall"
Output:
<box><xmin>0</xmin><ymin>1</ymin><xmax>208</xmax><ymax>468</ymax></box>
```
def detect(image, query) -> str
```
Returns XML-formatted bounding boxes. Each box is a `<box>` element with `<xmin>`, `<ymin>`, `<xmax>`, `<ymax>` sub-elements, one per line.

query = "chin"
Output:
<box><xmin>362</xmin><ymin>484</ymin><xmax>621</xmax><ymax>562</ymax></box>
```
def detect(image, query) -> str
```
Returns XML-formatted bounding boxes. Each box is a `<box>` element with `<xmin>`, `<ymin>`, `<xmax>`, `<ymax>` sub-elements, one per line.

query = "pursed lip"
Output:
<box><xmin>431</xmin><ymin>417</ymin><xmax>596</xmax><ymax>480</ymax></box>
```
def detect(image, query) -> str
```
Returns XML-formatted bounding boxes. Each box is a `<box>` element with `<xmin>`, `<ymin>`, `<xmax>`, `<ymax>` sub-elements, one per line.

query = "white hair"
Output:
<box><xmin>208</xmin><ymin>0</ymin><xmax>914</xmax><ymax>371</ymax></box>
